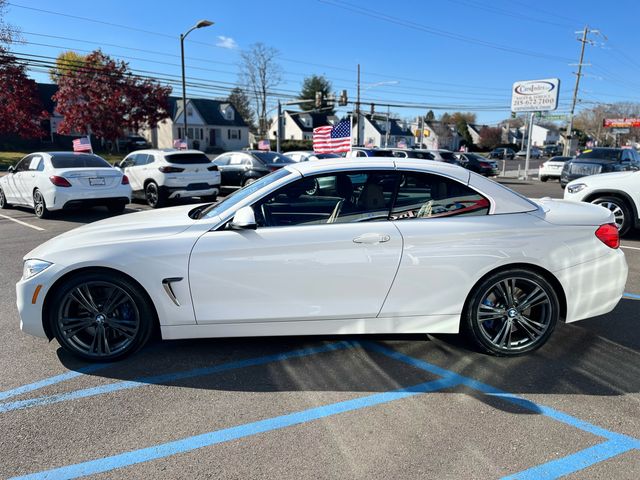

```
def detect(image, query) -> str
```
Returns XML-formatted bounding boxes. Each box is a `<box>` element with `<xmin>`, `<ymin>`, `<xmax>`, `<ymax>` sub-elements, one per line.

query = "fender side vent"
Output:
<box><xmin>162</xmin><ymin>277</ymin><xmax>183</xmax><ymax>306</ymax></box>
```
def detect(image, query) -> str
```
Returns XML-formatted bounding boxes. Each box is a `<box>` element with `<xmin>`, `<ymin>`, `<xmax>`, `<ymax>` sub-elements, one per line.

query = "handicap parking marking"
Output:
<box><xmin>0</xmin><ymin>341</ymin><xmax>354</xmax><ymax>414</ymax></box>
<box><xmin>623</xmin><ymin>292</ymin><xmax>640</xmax><ymax>300</ymax></box>
<box><xmin>0</xmin><ymin>212</ymin><xmax>45</xmax><ymax>231</ymax></box>
<box><xmin>9</xmin><ymin>340</ymin><xmax>638</xmax><ymax>479</ymax></box>
<box><xmin>620</xmin><ymin>245</ymin><xmax>640</xmax><ymax>251</ymax></box>
<box><xmin>9</xmin><ymin>377</ymin><xmax>461</xmax><ymax>480</ymax></box>
<box><xmin>0</xmin><ymin>364</ymin><xmax>111</xmax><ymax>402</ymax></box>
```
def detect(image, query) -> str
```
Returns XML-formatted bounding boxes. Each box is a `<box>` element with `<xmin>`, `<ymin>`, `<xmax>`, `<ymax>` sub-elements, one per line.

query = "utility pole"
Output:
<box><xmin>564</xmin><ymin>25</ymin><xmax>589</xmax><ymax>156</ymax></box>
<box><xmin>356</xmin><ymin>64</ymin><xmax>361</xmax><ymax>146</ymax></box>
<box><xmin>276</xmin><ymin>99</ymin><xmax>282</xmax><ymax>153</ymax></box>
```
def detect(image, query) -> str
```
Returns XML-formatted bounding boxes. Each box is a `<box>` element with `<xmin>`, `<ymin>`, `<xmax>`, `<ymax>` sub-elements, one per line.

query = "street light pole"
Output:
<box><xmin>180</xmin><ymin>19</ymin><xmax>213</xmax><ymax>147</ymax></box>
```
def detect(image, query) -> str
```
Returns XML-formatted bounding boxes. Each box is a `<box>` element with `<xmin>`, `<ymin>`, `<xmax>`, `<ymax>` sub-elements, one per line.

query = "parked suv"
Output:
<box><xmin>560</xmin><ymin>148</ymin><xmax>640</xmax><ymax>188</ymax></box>
<box><xmin>118</xmin><ymin>149</ymin><xmax>220</xmax><ymax>208</ymax></box>
<box><xmin>212</xmin><ymin>150</ymin><xmax>294</xmax><ymax>189</ymax></box>
<box><xmin>488</xmin><ymin>148</ymin><xmax>516</xmax><ymax>160</ymax></box>
<box><xmin>564</xmin><ymin>167</ymin><xmax>640</xmax><ymax>236</ymax></box>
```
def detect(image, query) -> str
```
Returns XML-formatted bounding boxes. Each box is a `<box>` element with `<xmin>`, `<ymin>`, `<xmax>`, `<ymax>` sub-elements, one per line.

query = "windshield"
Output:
<box><xmin>50</xmin><ymin>153</ymin><xmax>112</xmax><ymax>169</ymax></box>
<box><xmin>579</xmin><ymin>149</ymin><xmax>622</xmax><ymax>161</ymax></box>
<box><xmin>252</xmin><ymin>151</ymin><xmax>294</xmax><ymax>164</ymax></box>
<box><xmin>200</xmin><ymin>168</ymin><xmax>292</xmax><ymax>219</ymax></box>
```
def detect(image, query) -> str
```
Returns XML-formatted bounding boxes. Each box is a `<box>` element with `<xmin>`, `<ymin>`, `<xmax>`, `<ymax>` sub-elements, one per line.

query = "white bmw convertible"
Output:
<box><xmin>17</xmin><ymin>158</ymin><xmax>627</xmax><ymax>361</ymax></box>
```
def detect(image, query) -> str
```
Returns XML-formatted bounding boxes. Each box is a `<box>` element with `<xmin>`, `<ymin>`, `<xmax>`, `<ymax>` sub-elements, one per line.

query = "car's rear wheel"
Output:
<box><xmin>33</xmin><ymin>189</ymin><xmax>50</xmax><ymax>219</ymax></box>
<box><xmin>145</xmin><ymin>181</ymin><xmax>166</xmax><ymax>208</ymax></box>
<box><xmin>50</xmin><ymin>271</ymin><xmax>154</xmax><ymax>361</ymax></box>
<box><xmin>591</xmin><ymin>196</ymin><xmax>631</xmax><ymax>236</ymax></box>
<box><xmin>243</xmin><ymin>178</ymin><xmax>257</xmax><ymax>187</ymax></box>
<box><xmin>464</xmin><ymin>269</ymin><xmax>559</xmax><ymax>356</ymax></box>
<box><xmin>540</xmin><ymin>176</ymin><xmax>548</xmax><ymax>182</ymax></box>
<box><xmin>0</xmin><ymin>187</ymin><xmax>10</xmax><ymax>209</ymax></box>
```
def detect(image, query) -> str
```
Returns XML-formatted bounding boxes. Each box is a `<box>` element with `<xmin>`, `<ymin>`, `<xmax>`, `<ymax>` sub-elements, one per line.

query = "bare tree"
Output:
<box><xmin>0</xmin><ymin>0</ymin><xmax>20</xmax><ymax>45</ymax></box>
<box><xmin>239</xmin><ymin>43</ymin><xmax>282</xmax><ymax>137</ymax></box>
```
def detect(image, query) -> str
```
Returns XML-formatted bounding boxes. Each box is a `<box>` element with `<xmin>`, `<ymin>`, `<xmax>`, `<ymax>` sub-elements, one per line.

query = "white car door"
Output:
<box><xmin>18</xmin><ymin>155</ymin><xmax>44</xmax><ymax>202</ymax></box>
<box><xmin>189</xmin><ymin>170</ymin><xmax>403</xmax><ymax>324</ymax></box>
<box><xmin>6</xmin><ymin>156</ymin><xmax>32</xmax><ymax>205</ymax></box>
<box><xmin>121</xmin><ymin>153</ymin><xmax>145</xmax><ymax>191</ymax></box>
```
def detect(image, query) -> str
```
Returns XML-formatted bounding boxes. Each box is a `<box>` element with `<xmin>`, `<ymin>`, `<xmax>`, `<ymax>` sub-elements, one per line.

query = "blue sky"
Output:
<box><xmin>6</xmin><ymin>0</ymin><xmax>640</xmax><ymax>125</ymax></box>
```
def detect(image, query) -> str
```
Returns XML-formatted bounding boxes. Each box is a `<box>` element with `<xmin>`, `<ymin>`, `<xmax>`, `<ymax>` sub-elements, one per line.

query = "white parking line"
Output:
<box><xmin>0</xmin><ymin>213</ymin><xmax>45</xmax><ymax>231</ymax></box>
<box><xmin>620</xmin><ymin>245</ymin><xmax>640</xmax><ymax>251</ymax></box>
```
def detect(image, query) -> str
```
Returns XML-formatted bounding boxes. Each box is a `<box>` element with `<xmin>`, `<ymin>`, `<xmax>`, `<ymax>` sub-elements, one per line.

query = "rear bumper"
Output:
<box><xmin>160</xmin><ymin>184</ymin><xmax>219</xmax><ymax>199</ymax></box>
<box><xmin>48</xmin><ymin>186</ymin><xmax>132</xmax><ymax>211</ymax></box>
<box><xmin>62</xmin><ymin>197</ymin><xmax>130</xmax><ymax>209</ymax></box>
<box><xmin>556</xmin><ymin>248</ymin><xmax>628</xmax><ymax>323</ymax></box>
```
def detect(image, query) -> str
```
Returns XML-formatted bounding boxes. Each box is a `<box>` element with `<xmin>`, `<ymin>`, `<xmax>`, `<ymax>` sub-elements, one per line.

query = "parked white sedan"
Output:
<box><xmin>17</xmin><ymin>158</ymin><xmax>627</xmax><ymax>361</ymax></box>
<box><xmin>0</xmin><ymin>152</ymin><xmax>131</xmax><ymax>218</ymax></box>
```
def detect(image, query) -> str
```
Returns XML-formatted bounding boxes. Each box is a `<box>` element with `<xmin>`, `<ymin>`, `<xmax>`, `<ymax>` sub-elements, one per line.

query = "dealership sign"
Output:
<box><xmin>603</xmin><ymin>118</ymin><xmax>640</xmax><ymax>128</ymax></box>
<box><xmin>511</xmin><ymin>78</ymin><xmax>560</xmax><ymax>112</ymax></box>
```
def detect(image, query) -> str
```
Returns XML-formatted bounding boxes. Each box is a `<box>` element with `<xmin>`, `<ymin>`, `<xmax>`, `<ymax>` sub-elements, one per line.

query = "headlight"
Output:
<box><xmin>22</xmin><ymin>259</ymin><xmax>52</xmax><ymax>280</ymax></box>
<box><xmin>567</xmin><ymin>183</ymin><xmax>587</xmax><ymax>194</ymax></box>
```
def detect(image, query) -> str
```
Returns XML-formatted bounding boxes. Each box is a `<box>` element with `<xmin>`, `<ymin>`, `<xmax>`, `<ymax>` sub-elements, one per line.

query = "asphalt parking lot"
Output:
<box><xmin>0</xmin><ymin>180</ymin><xmax>638</xmax><ymax>479</ymax></box>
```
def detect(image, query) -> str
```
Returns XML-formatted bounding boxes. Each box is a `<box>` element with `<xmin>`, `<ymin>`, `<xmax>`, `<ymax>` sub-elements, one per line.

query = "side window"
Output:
<box><xmin>121</xmin><ymin>154</ymin><xmax>137</xmax><ymax>168</ymax></box>
<box><xmin>28</xmin><ymin>156</ymin><xmax>43</xmax><ymax>171</ymax></box>
<box><xmin>14</xmin><ymin>156</ymin><xmax>32</xmax><ymax>172</ymax></box>
<box><xmin>144</xmin><ymin>154</ymin><xmax>155</xmax><ymax>165</ymax></box>
<box><xmin>214</xmin><ymin>154</ymin><xmax>231</xmax><ymax>166</ymax></box>
<box><xmin>134</xmin><ymin>154</ymin><xmax>149</xmax><ymax>166</ymax></box>
<box><xmin>252</xmin><ymin>171</ymin><xmax>399</xmax><ymax>228</ymax></box>
<box><xmin>391</xmin><ymin>172</ymin><xmax>490</xmax><ymax>220</ymax></box>
<box><xmin>229</xmin><ymin>154</ymin><xmax>246</xmax><ymax>165</ymax></box>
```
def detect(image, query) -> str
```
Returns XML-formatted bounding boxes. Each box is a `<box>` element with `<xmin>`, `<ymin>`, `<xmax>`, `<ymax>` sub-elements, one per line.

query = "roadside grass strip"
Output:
<box><xmin>8</xmin><ymin>340</ymin><xmax>639</xmax><ymax>479</ymax></box>
<box><xmin>0</xmin><ymin>342</ymin><xmax>353</xmax><ymax>414</ymax></box>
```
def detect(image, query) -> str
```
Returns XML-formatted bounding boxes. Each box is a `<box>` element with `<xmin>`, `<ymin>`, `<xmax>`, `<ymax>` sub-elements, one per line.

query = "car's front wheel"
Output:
<box><xmin>591</xmin><ymin>196</ymin><xmax>631</xmax><ymax>236</ymax></box>
<box><xmin>0</xmin><ymin>187</ymin><xmax>10</xmax><ymax>209</ymax></box>
<box><xmin>49</xmin><ymin>271</ymin><xmax>154</xmax><ymax>361</ymax></box>
<box><xmin>540</xmin><ymin>176</ymin><xmax>548</xmax><ymax>182</ymax></box>
<box><xmin>464</xmin><ymin>269</ymin><xmax>559</xmax><ymax>356</ymax></box>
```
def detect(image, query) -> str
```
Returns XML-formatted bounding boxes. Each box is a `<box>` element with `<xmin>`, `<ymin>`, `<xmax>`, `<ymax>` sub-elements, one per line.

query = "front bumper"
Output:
<box><xmin>17</xmin><ymin>263</ymin><xmax>67</xmax><ymax>339</ymax></box>
<box><xmin>556</xmin><ymin>248</ymin><xmax>628</xmax><ymax>323</ymax></box>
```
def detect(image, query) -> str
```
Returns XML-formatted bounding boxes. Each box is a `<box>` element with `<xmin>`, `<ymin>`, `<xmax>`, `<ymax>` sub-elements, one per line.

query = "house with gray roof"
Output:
<box><xmin>143</xmin><ymin>97</ymin><xmax>250</xmax><ymax>151</ymax></box>
<box><xmin>268</xmin><ymin>110</ymin><xmax>339</xmax><ymax>141</ymax></box>
<box><xmin>359</xmin><ymin>114</ymin><xmax>414</xmax><ymax>148</ymax></box>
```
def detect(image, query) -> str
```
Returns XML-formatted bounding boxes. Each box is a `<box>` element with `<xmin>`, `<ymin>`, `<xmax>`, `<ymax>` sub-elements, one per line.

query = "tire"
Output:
<box><xmin>591</xmin><ymin>196</ymin><xmax>632</xmax><ymax>236</ymax></box>
<box><xmin>463</xmin><ymin>269</ymin><xmax>559</xmax><ymax>356</ymax></box>
<box><xmin>243</xmin><ymin>178</ymin><xmax>257</xmax><ymax>187</ymax></box>
<box><xmin>49</xmin><ymin>271</ymin><xmax>155</xmax><ymax>362</ymax></box>
<box><xmin>33</xmin><ymin>189</ymin><xmax>50</xmax><ymax>219</ymax></box>
<box><xmin>107</xmin><ymin>202</ymin><xmax>127</xmax><ymax>214</ymax></box>
<box><xmin>0</xmin><ymin>187</ymin><xmax>10</xmax><ymax>209</ymax></box>
<box><xmin>540</xmin><ymin>176</ymin><xmax>548</xmax><ymax>182</ymax></box>
<box><xmin>145</xmin><ymin>181</ymin><xmax>166</xmax><ymax>208</ymax></box>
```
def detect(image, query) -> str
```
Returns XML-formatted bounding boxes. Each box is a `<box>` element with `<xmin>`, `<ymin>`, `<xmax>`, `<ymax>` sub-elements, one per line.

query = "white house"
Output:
<box><xmin>268</xmin><ymin>111</ymin><xmax>339</xmax><ymax>141</ymax></box>
<box><xmin>359</xmin><ymin>114</ymin><xmax>414</xmax><ymax>148</ymax></box>
<box><xmin>523</xmin><ymin>124</ymin><xmax>560</xmax><ymax>147</ymax></box>
<box><xmin>142</xmin><ymin>97</ymin><xmax>250</xmax><ymax>151</ymax></box>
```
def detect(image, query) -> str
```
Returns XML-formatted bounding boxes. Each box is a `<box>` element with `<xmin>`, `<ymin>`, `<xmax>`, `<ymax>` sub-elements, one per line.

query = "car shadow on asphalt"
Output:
<box><xmin>55</xmin><ymin>299</ymin><xmax>640</xmax><ymax>411</ymax></box>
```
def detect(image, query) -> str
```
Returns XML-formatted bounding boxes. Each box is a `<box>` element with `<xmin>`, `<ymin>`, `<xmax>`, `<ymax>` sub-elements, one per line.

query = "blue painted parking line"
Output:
<box><xmin>0</xmin><ymin>364</ymin><xmax>109</xmax><ymax>402</ymax></box>
<box><xmin>501</xmin><ymin>439</ymin><xmax>637</xmax><ymax>480</ymax></box>
<box><xmin>0</xmin><ymin>342</ymin><xmax>353</xmax><ymax>414</ymax></box>
<box><xmin>361</xmin><ymin>341</ymin><xmax>640</xmax><ymax>479</ymax></box>
<box><xmin>622</xmin><ymin>292</ymin><xmax>640</xmax><ymax>300</ymax></box>
<box><xmin>10</xmin><ymin>377</ymin><xmax>460</xmax><ymax>480</ymax></box>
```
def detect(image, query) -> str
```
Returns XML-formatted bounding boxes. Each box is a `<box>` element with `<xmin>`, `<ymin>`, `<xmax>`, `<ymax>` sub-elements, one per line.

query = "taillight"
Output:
<box><xmin>159</xmin><ymin>166</ymin><xmax>184</xmax><ymax>173</ymax></box>
<box><xmin>121</xmin><ymin>175</ymin><xmax>129</xmax><ymax>185</ymax></box>
<box><xmin>268</xmin><ymin>166</ymin><xmax>281</xmax><ymax>171</ymax></box>
<box><xmin>49</xmin><ymin>175</ymin><xmax>72</xmax><ymax>187</ymax></box>
<box><xmin>595</xmin><ymin>223</ymin><xmax>619</xmax><ymax>249</ymax></box>
<box><xmin>479</xmin><ymin>162</ymin><xmax>490</xmax><ymax>168</ymax></box>
<box><xmin>207</xmin><ymin>165</ymin><xmax>219</xmax><ymax>171</ymax></box>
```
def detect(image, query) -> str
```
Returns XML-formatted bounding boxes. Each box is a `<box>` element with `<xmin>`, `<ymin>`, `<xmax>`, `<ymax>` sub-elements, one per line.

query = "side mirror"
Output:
<box><xmin>7</xmin><ymin>165</ymin><xmax>14</xmax><ymax>173</ymax></box>
<box><xmin>230</xmin><ymin>206</ymin><xmax>257</xmax><ymax>230</ymax></box>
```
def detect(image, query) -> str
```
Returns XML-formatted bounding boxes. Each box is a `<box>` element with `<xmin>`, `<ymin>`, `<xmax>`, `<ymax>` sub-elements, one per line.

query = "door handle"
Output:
<box><xmin>353</xmin><ymin>233</ymin><xmax>391</xmax><ymax>244</ymax></box>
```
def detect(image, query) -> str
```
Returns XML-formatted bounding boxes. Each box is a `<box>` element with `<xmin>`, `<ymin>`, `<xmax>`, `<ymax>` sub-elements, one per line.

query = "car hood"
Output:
<box><xmin>567</xmin><ymin>170</ymin><xmax>637</xmax><ymax>185</ymax></box>
<box><xmin>25</xmin><ymin>204</ymin><xmax>201</xmax><ymax>261</ymax></box>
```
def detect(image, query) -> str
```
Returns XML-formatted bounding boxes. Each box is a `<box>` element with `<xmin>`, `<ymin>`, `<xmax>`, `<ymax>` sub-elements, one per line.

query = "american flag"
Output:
<box><xmin>72</xmin><ymin>136</ymin><xmax>92</xmax><ymax>152</ymax></box>
<box><xmin>313</xmin><ymin>119</ymin><xmax>351</xmax><ymax>153</ymax></box>
<box><xmin>258</xmin><ymin>139</ymin><xmax>271</xmax><ymax>151</ymax></box>
<box><xmin>173</xmin><ymin>139</ymin><xmax>188</xmax><ymax>150</ymax></box>
<box><xmin>397</xmin><ymin>139</ymin><xmax>407</xmax><ymax>149</ymax></box>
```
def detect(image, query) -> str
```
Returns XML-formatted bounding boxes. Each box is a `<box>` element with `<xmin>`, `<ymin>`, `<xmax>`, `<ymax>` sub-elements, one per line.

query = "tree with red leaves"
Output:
<box><xmin>0</xmin><ymin>49</ymin><xmax>47</xmax><ymax>138</ymax></box>
<box><xmin>479</xmin><ymin>126</ymin><xmax>504</xmax><ymax>150</ymax></box>
<box><xmin>53</xmin><ymin>50</ymin><xmax>172</xmax><ymax>145</ymax></box>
